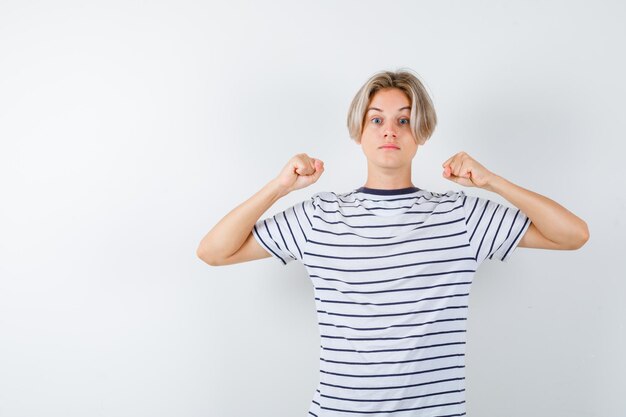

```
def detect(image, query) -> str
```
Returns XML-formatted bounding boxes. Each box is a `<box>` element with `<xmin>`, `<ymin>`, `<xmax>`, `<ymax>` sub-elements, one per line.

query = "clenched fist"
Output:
<box><xmin>442</xmin><ymin>151</ymin><xmax>496</xmax><ymax>189</ymax></box>
<box><xmin>274</xmin><ymin>153</ymin><xmax>325</xmax><ymax>196</ymax></box>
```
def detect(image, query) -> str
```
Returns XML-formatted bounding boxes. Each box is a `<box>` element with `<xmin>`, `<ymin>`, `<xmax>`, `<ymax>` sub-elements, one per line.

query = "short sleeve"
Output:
<box><xmin>251</xmin><ymin>195</ymin><xmax>317</xmax><ymax>266</ymax></box>
<box><xmin>461</xmin><ymin>191</ymin><xmax>532</xmax><ymax>264</ymax></box>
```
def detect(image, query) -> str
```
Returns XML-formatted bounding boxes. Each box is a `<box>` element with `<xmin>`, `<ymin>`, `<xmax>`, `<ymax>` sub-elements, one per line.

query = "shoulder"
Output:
<box><xmin>306</xmin><ymin>191</ymin><xmax>339</xmax><ymax>213</ymax></box>
<box><xmin>311</xmin><ymin>190</ymin><xmax>338</xmax><ymax>200</ymax></box>
<box><xmin>310</xmin><ymin>190</ymin><xmax>349</xmax><ymax>205</ymax></box>
<box><xmin>419</xmin><ymin>188</ymin><xmax>467</xmax><ymax>203</ymax></box>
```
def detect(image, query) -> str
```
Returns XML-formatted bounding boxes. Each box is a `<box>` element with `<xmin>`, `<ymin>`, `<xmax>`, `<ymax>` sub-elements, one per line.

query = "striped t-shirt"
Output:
<box><xmin>252</xmin><ymin>185</ymin><xmax>531</xmax><ymax>417</ymax></box>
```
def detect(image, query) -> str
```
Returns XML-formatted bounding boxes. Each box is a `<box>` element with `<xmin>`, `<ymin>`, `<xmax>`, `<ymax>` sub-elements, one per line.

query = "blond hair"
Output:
<box><xmin>347</xmin><ymin>68</ymin><xmax>437</xmax><ymax>145</ymax></box>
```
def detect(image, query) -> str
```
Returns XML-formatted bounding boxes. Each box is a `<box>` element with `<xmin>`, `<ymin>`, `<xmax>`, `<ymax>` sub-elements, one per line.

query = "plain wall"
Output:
<box><xmin>0</xmin><ymin>0</ymin><xmax>623</xmax><ymax>416</ymax></box>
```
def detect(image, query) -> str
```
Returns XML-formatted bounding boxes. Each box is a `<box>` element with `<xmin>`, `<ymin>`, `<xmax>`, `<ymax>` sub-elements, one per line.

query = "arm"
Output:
<box><xmin>196</xmin><ymin>154</ymin><xmax>324</xmax><ymax>266</ymax></box>
<box><xmin>442</xmin><ymin>151</ymin><xmax>589</xmax><ymax>251</ymax></box>
<box><xmin>196</xmin><ymin>178</ymin><xmax>285</xmax><ymax>266</ymax></box>
<box><xmin>484</xmin><ymin>175</ymin><xmax>589</xmax><ymax>250</ymax></box>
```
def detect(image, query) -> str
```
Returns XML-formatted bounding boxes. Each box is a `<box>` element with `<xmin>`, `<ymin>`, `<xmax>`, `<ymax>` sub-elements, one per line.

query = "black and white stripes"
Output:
<box><xmin>253</xmin><ymin>186</ymin><xmax>531</xmax><ymax>416</ymax></box>
<box><xmin>462</xmin><ymin>193</ymin><xmax>531</xmax><ymax>263</ymax></box>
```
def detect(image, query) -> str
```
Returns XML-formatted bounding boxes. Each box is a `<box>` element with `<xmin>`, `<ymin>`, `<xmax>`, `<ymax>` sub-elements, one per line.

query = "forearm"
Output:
<box><xmin>196</xmin><ymin>179</ymin><xmax>286</xmax><ymax>263</ymax></box>
<box><xmin>485</xmin><ymin>174</ymin><xmax>589</xmax><ymax>247</ymax></box>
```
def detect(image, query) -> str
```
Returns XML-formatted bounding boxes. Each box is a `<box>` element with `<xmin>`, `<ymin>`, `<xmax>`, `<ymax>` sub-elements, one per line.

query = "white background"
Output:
<box><xmin>0</xmin><ymin>1</ymin><xmax>623</xmax><ymax>416</ymax></box>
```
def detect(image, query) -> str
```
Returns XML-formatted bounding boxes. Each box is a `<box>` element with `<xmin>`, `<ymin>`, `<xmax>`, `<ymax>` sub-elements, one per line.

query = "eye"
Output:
<box><xmin>399</xmin><ymin>118</ymin><xmax>409</xmax><ymax>125</ymax></box>
<box><xmin>371</xmin><ymin>117</ymin><xmax>382</xmax><ymax>124</ymax></box>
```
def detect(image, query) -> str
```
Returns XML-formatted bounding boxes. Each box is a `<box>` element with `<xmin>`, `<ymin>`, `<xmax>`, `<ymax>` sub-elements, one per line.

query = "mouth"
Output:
<box><xmin>379</xmin><ymin>145</ymin><xmax>400</xmax><ymax>150</ymax></box>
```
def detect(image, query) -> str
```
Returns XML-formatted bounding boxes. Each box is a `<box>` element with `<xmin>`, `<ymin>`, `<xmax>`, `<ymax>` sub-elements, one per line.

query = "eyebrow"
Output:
<box><xmin>366</xmin><ymin>106</ymin><xmax>411</xmax><ymax>113</ymax></box>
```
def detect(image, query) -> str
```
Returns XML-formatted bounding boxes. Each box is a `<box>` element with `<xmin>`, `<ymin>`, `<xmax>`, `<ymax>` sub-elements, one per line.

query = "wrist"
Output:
<box><xmin>266</xmin><ymin>178</ymin><xmax>290</xmax><ymax>200</ymax></box>
<box><xmin>484</xmin><ymin>173</ymin><xmax>506</xmax><ymax>193</ymax></box>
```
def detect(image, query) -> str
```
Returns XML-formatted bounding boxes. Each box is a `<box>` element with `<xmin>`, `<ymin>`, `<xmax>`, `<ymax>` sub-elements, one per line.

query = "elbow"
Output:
<box><xmin>196</xmin><ymin>245</ymin><xmax>221</xmax><ymax>266</ymax></box>
<box><xmin>580</xmin><ymin>224</ymin><xmax>590</xmax><ymax>248</ymax></box>
<box><xmin>571</xmin><ymin>222</ymin><xmax>590</xmax><ymax>250</ymax></box>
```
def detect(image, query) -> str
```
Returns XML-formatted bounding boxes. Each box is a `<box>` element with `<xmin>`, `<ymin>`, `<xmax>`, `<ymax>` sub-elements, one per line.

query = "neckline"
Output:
<box><xmin>355</xmin><ymin>186</ymin><xmax>421</xmax><ymax>196</ymax></box>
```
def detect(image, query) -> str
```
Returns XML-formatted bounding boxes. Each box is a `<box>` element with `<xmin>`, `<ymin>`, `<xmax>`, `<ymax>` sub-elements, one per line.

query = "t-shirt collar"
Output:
<box><xmin>355</xmin><ymin>186</ymin><xmax>421</xmax><ymax>196</ymax></box>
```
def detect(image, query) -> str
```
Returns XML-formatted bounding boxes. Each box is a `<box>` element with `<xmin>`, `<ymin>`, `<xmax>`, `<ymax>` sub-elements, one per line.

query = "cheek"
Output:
<box><xmin>361</xmin><ymin>140</ymin><xmax>377</xmax><ymax>154</ymax></box>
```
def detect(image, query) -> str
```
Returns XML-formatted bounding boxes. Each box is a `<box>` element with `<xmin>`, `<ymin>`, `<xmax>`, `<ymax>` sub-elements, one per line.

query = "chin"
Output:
<box><xmin>375</xmin><ymin>160</ymin><xmax>407</xmax><ymax>169</ymax></box>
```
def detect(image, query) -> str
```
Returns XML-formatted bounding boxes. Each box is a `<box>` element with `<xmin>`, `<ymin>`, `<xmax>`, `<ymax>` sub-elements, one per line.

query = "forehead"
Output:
<box><xmin>367</xmin><ymin>88</ymin><xmax>411</xmax><ymax>112</ymax></box>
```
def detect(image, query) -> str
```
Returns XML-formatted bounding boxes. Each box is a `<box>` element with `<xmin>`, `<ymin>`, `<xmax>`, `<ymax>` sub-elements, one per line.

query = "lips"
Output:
<box><xmin>380</xmin><ymin>145</ymin><xmax>400</xmax><ymax>149</ymax></box>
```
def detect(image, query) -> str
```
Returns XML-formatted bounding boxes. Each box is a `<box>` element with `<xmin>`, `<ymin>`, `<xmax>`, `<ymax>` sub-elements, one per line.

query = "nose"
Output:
<box><xmin>384</xmin><ymin>126</ymin><xmax>398</xmax><ymax>139</ymax></box>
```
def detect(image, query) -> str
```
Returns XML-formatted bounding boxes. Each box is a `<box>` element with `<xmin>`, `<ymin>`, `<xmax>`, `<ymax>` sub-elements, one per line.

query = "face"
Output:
<box><xmin>359</xmin><ymin>87</ymin><xmax>418</xmax><ymax>171</ymax></box>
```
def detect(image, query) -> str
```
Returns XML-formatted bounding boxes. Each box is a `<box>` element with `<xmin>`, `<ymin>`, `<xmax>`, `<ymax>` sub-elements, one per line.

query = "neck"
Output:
<box><xmin>364</xmin><ymin>166</ymin><xmax>415</xmax><ymax>190</ymax></box>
